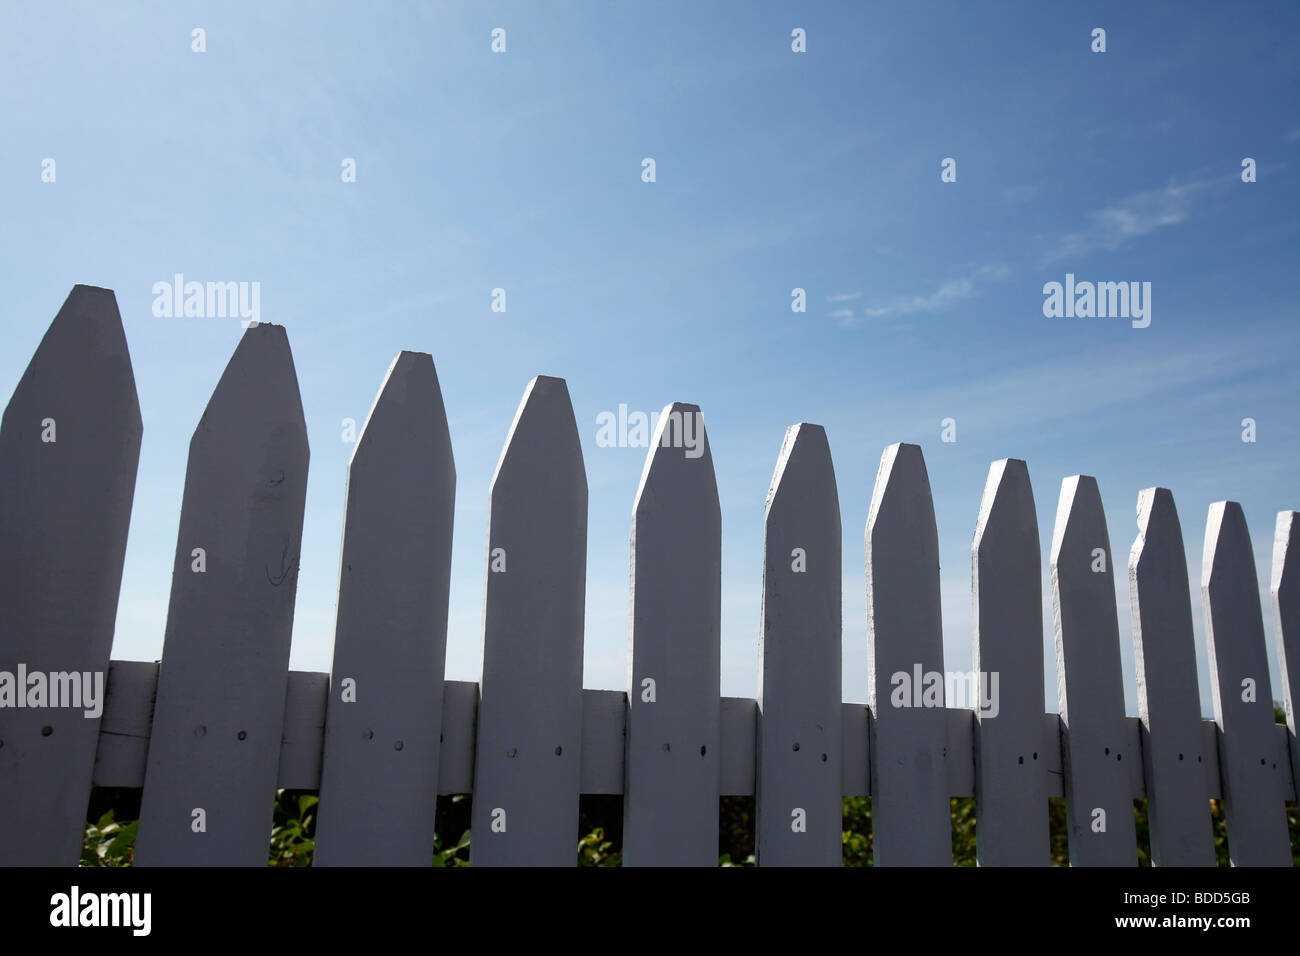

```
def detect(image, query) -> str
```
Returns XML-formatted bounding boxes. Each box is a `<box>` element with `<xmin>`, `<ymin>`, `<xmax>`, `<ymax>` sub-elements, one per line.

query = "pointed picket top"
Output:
<box><xmin>631</xmin><ymin>402</ymin><xmax>719</xmax><ymax>518</ymax></box>
<box><xmin>765</xmin><ymin>422</ymin><xmax>829</xmax><ymax>511</ymax></box>
<box><xmin>1201</xmin><ymin>501</ymin><xmax>1290</xmax><ymax>865</ymax></box>
<box><xmin>472</xmin><ymin>375</ymin><xmax>587</xmax><ymax>866</ymax></box>
<box><xmin>191</xmin><ymin>323</ymin><xmax>306</xmax><ymax>449</ymax></box>
<box><xmin>1049</xmin><ymin>475</ymin><xmax>1136</xmax><ymax>865</ymax></box>
<box><xmin>1127</xmin><ymin>488</ymin><xmax>1213</xmax><ymax>866</ymax></box>
<box><xmin>314</xmin><ymin>351</ymin><xmax>455</xmax><ymax>866</ymax></box>
<box><xmin>865</xmin><ymin>442</ymin><xmax>950</xmax><ymax>866</ymax></box>
<box><xmin>866</xmin><ymin>443</ymin><xmax>944</xmax><ymax>708</ymax></box>
<box><xmin>764</xmin><ymin>422</ymin><xmax>836</xmax><ymax>519</ymax></box>
<box><xmin>0</xmin><ymin>285</ymin><xmax>143</xmax><ymax>865</ymax></box>
<box><xmin>971</xmin><ymin>459</ymin><xmax>1048</xmax><ymax>866</ymax></box>
<box><xmin>2</xmin><ymin>284</ymin><xmax>140</xmax><ymax>429</ymax></box>
<box><xmin>757</xmin><ymin>423</ymin><xmax>841</xmax><ymax>866</ymax></box>
<box><xmin>135</xmin><ymin>323</ymin><xmax>309</xmax><ymax>866</ymax></box>
<box><xmin>490</xmin><ymin>375</ymin><xmax>584</xmax><ymax>493</ymax></box>
<box><xmin>350</xmin><ymin>350</ymin><xmax>454</xmax><ymax>472</ymax></box>
<box><xmin>624</xmin><ymin>402</ymin><xmax>721</xmax><ymax>867</ymax></box>
<box><xmin>1271</xmin><ymin>511</ymin><xmax>1300</xmax><ymax>804</ymax></box>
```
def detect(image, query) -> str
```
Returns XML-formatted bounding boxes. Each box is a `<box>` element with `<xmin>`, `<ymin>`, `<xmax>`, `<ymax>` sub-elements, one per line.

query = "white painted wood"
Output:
<box><xmin>89</xmin><ymin>669</ymin><xmax>1296</xmax><ymax>802</ymax></box>
<box><xmin>1050</xmin><ymin>476</ymin><xmax>1136</xmax><ymax>865</ymax></box>
<box><xmin>1270</xmin><ymin>512</ymin><xmax>1300</xmax><ymax>810</ymax></box>
<box><xmin>279</xmin><ymin>671</ymin><xmax>328</xmax><ymax>791</ymax></box>
<box><xmin>438</xmin><ymin>681</ymin><xmax>478</xmax><ymax>794</ymax></box>
<box><xmin>134</xmin><ymin>324</ymin><xmax>309</xmax><ymax>866</ymax></box>
<box><xmin>1202</xmin><ymin>502</ymin><xmax>1291</xmax><ymax>865</ymax></box>
<box><xmin>842</xmin><ymin>704</ymin><xmax>871</xmax><ymax>797</ymax></box>
<box><xmin>623</xmin><ymin>403</ymin><xmax>721</xmax><ymax>866</ymax></box>
<box><xmin>471</xmin><ymin>376</ymin><xmax>586</xmax><ymax>866</ymax></box>
<box><xmin>6</xmin><ymin>291</ymin><xmax>1295</xmax><ymax>868</ymax></box>
<box><xmin>91</xmin><ymin>661</ymin><xmax>160</xmax><ymax>788</ymax></box>
<box><xmin>757</xmin><ymin>424</ymin><xmax>842</xmax><ymax>866</ymax></box>
<box><xmin>0</xmin><ymin>287</ymin><xmax>142</xmax><ymax>866</ymax></box>
<box><xmin>313</xmin><ymin>352</ymin><xmax>455</xmax><ymax>866</ymax></box>
<box><xmin>972</xmin><ymin>459</ymin><xmax>1048</xmax><ymax>865</ymax></box>
<box><xmin>866</xmin><ymin>443</ymin><xmax>951</xmax><ymax>866</ymax></box>
<box><xmin>1128</xmin><ymin>488</ymin><xmax>1214</xmax><ymax>866</ymax></box>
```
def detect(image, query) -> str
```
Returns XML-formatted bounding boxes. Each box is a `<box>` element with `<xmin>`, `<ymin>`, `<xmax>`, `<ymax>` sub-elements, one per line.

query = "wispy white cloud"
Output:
<box><xmin>1287</xmin><ymin>127</ymin><xmax>1300</xmax><ymax>142</ymax></box>
<box><xmin>848</xmin><ymin>263</ymin><xmax>1009</xmax><ymax>323</ymax></box>
<box><xmin>830</xmin><ymin>308</ymin><xmax>856</xmax><ymax>328</ymax></box>
<box><xmin>974</xmin><ymin>263</ymin><xmax>1011</xmax><ymax>281</ymax></box>
<box><xmin>1043</xmin><ymin>180</ymin><xmax>1212</xmax><ymax>263</ymax></box>
<box><xmin>863</xmin><ymin>278</ymin><xmax>975</xmax><ymax>319</ymax></box>
<box><xmin>827</xmin><ymin>291</ymin><xmax>861</xmax><ymax>303</ymax></box>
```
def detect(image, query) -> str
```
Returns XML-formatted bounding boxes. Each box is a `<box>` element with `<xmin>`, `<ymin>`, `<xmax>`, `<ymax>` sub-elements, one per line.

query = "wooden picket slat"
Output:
<box><xmin>756</xmin><ymin>423</ymin><xmax>841</xmax><ymax>866</ymax></box>
<box><xmin>1049</xmin><ymin>475</ymin><xmax>1136</xmax><ymax>865</ymax></box>
<box><xmin>1272</xmin><ymin>511</ymin><xmax>1300</xmax><ymax>806</ymax></box>
<box><xmin>134</xmin><ymin>324</ymin><xmax>309</xmax><ymax>866</ymax></box>
<box><xmin>0</xmin><ymin>286</ymin><xmax>142</xmax><ymax>866</ymax></box>
<box><xmin>623</xmin><ymin>403</ymin><xmax>720</xmax><ymax>866</ymax></box>
<box><xmin>1201</xmin><ymin>501</ymin><xmax>1291</xmax><ymax>866</ymax></box>
<box><xmin>866</xmin><ymin>442</ymin><xmax>950</xmax><ymax>866</ymax></box>
<box><xmin>1128</xmin><ymin>488</ymin><xmax>1214</xmax><ymax>866</ymax></box>
<box><xmin>971</xmin><ymin>458</ymin><xmax>1048</xmax><ymax>866</ymax></box>
<box><xmin>312</xmin><ymin>352</ymin><xmax>456</xmax><ymax>866</ymax></box>
<box><xmin>471</xmin><ymin>375</ymin><xmax>586</xmax><ymax>866</ymax></box>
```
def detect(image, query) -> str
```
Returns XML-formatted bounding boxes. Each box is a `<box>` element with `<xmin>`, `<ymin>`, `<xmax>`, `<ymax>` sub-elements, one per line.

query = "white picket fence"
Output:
<box><xmin>1</xmin><ymin>285</ymin><xmax>1296</xmax><ymax>867</ymax></box>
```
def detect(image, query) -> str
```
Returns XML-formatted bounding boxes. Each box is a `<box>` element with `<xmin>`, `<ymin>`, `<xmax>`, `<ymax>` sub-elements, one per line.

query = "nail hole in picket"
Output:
<box><xmin>1104</xmin><ymin>747</ymin><xmax>1110</xmax><ymax>755</ymax></box>
<box><xmin>663</xmin><ymin>743</ymin><xmax>671</xmax><ymax>752</ymax></box>
<box><xmin>394</xmin><ymin>741</ymin><xmax>403</xmax><ymax>751</ymax></box>
<box><xmin>363</xmin><ymin>729</ymin><xmax>373</xmax><ymax>740</ymax></box>
<box><xmin>1032</xmin><ymin>752</ymin><xmax>1038</xmax><ymax>760</ymax></box>
<box><xmin>41</xmin><ymin>726</ymin><xmax>52</xmax><ymax>737</ymax></box>
<box><xmin>555</xmin><ymin>746</ymin><xmax>562</xmax><ymax>756</ymax></box>
<box><xmin>699</xmin><ymin>745</ymin><xmax>706</xmax><ymax>756</ymax></box>
<box><xmin>195</xmin><ymin>725</ymin><xmax>207</xmax><ymax>737</ymax></box>
<box><xmin>1178</xmin><ymin>753</ymin><xmax>1184</xmax><ymax>760</ymax></box>
<box><xmin>792</xmin><ymin>742</ymin><xmax>800</xmax><ymax>752</ymax></box>
<box><xmin>1018</xmin><ymin>756</ymin><xmax>1024</xmax><ymax>765</ymax></box>
<box><xmin>821</xmin><ymin>753</ymin><xmax>828</xmax><ymax>762</ymax></box>
<box><xmin>237</xmin><ymin>730</ymin><xmax>247</xmax><ymax>741</ymax></box>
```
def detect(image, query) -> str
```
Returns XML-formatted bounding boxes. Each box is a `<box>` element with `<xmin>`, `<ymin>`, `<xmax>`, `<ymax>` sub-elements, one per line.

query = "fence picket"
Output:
<box><xmin>971</xmin><ymin>459</ymin><xmax>1048</xmax><ymax>866</ymax></box>
<box><xmin>623</xmin><ymin>403</ymin><xmax>720</xmax><ymax>866</ymax></box>
<box><xmin>1050</xmin><ymin>475</ymin><xmax>1136</xmax><ymax>865</ymax></box>
<box><xmin>1272</xmin><ymin>512</ymin><xmax>1300</xmax><ymax>806</ymax></box>
<box><xmin>866</xmin><ymin>442</ymin><xmax>950</xmax><ymax>866</ymax></box>
<box><xmin>1202</xmin><ymin>502</ymin><xmax>1291</xmax><ymax>865</ymax></box>
<box><xmin>0</xmin><ymin>286</ymin><xmax>143</xmax><ymax>866</ymax></box>
<box><xmin>134</xmin><ymin>324</ymin><xmax>309</xmax><ymax>866</ymax></box>
<box><xmin>312</xmin><ymin>352</ymin><xmax>455</xmax><ymax>865</ymax></box>
<box><xmin>756</xmin><ymin>424</ymin><xmax>841</xmax><ymax>866</ymax></box>
<box><xmin>470</xmin><ymin>376</ymin><xmax>587</xmax><ymax>866</ymax></box>
<box><xmin>1128</xmin><ymin>488</ymin><xmax>1214</xmax><ymax>866</ymax></box>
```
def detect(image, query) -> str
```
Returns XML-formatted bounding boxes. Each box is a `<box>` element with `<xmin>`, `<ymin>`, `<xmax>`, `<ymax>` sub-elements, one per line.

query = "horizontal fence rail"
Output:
<box><xmin>2</xmin><ymin>287</ymin><xmax>1298</xmax><ymax>867</ymax></box>
<box><xmin>89</xmin><ymin>662</ymin><xmax>1296</xmax><ymax>805</ymax></box>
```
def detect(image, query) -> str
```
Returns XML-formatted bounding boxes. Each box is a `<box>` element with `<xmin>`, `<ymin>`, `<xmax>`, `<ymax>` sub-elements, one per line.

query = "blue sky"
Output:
<box><xmin>2</xmin><ymin>2</ymin><xmax>1297</xmax><ymax>718</ymax></box>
